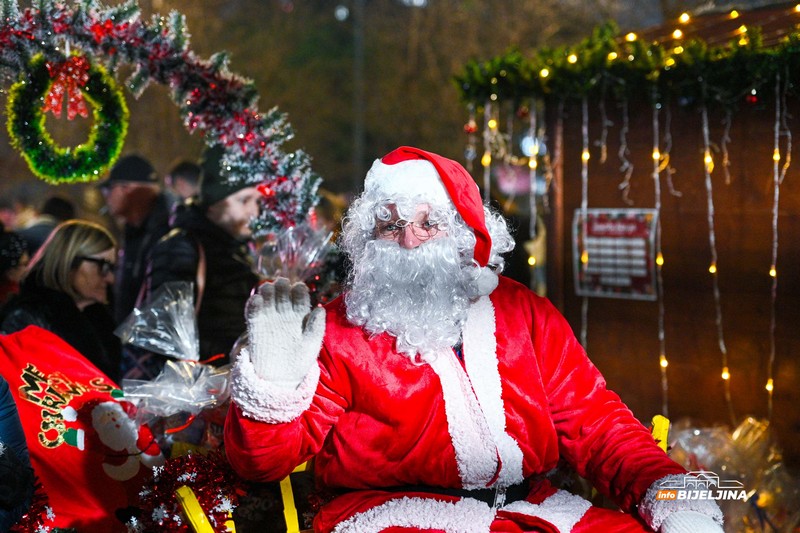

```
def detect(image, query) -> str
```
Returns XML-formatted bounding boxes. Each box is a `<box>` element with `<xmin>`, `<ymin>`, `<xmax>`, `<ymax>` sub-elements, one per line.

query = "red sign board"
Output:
<box><xmin>572</xmin><ymin>208</ymin><xmax>658</xmax><ymax>300</ymax></box>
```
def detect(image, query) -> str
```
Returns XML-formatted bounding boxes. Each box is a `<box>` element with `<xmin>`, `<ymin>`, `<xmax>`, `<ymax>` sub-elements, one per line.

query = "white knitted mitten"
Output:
<box><xmin>245</xmin><ymin>278</ymin><xmax>325</xmax><ymax>389</ymax></box>
<box><xmin>660</xmin><ymin>510</ymin><xmax>724</xmax><ymax>533</ymax></box>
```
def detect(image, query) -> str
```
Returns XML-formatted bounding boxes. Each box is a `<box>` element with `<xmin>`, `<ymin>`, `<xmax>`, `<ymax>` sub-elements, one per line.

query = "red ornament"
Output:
<box><xmin>42</xmin><ymin>56</ymin><xmax>91</xmax><ymax>120</ymax></box>
<box><xmin>463</xmin><ymin>119</ymin><xmax>478</xmax><ymax>134</ymax></box>
<box><xmin>746</xmin><ymin>94</ymin><xmax>758</xmax><ymax>104</ymax></box>
<box><xmin>90</xmin><ymin>19</ymin><xmax>113</xmax><ymax>42</ymax></box>
<box><xmin>257</xmin><ymin>183</ymin><xmax>275</xmax><ymax>198</ymax></box>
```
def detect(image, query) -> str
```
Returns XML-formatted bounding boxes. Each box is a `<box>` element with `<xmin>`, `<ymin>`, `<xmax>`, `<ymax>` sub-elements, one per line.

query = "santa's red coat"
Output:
<box><xmin>225</xmin><ymin>276</ymin><xmax>685</xmax><ymax>532</ymax></box>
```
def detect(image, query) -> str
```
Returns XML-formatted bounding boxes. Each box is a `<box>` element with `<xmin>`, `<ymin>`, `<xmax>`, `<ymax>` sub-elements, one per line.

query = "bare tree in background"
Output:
<box><xmin>1</xmin><ymin>0</ymin><xmax>690</xmax><ymax>197</ymax></box>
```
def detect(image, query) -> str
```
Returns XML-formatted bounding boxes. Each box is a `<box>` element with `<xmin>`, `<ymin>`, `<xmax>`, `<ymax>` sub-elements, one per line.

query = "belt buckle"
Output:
<box><xmin>492</xmin><ymin>486</ymin><xmax>507</xmax><ymax>509</ymax></box>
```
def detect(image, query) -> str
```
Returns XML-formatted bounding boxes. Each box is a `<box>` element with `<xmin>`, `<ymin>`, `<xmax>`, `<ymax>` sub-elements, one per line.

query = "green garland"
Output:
<box><xmin>454</xmin><ymin>21</ymin><xmax>800</xmax><ymax>109</ymax></box>
<box><xmin>6</xmin><ymin>54</ymin><xmax>129</xmax><ymax>184</ymax></box>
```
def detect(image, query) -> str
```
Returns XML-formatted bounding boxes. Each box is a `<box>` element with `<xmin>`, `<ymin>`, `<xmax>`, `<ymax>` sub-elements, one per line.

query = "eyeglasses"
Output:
<box><xmin>375</xmin><ymin>219</ymin><xmax>440</xmax><ymax>241</ymax></box>
<box><xmin>78</xmin><ymin>256</ymin><xmax>116</xmax><ymax>276</ymax></box>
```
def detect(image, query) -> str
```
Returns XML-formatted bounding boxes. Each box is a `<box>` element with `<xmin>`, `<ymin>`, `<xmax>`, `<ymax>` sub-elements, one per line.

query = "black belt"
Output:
<box><xmin>381</xmin><ymin>482</ymin><xmax>529</xmax><ymax>508</ymax></box>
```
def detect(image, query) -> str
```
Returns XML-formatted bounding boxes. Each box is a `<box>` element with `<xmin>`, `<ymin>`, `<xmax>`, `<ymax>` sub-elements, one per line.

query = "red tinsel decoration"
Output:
<box><xmin>10</xmin><ymin>480</ymin><xmax>57</xmax><ymax>532</ymax></box>
<box><xmin>89</xmin><ymin>19</ymin><xmax>131</xmax><ymax>44</ymax></box>
<box><xmin>135</xmin><ymin>451</ymin><xmax>247</xmax><ymax>532</ymax></box>
<box><xmin>42</xmin><ymin>56</ymin><xmax>90</xmax><ymax>120</ymax></box>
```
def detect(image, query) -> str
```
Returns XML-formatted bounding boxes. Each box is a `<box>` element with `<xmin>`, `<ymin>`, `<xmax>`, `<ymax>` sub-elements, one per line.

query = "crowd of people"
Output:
<box><xmin>0</xmin><ymin>150</ymin><xmax>263</xmax><ymax>379</ymax></box>
<box><xmin>0</xmin><ymin>146</ymin><xmax>726</xmax><ymax>531</ymax></box>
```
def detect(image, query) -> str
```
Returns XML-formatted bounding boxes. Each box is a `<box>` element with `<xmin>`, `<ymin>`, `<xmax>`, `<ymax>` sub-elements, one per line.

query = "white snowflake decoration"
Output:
<box><xmin>152</xmin><ymin>504</ymin><xmax>169</xmax><ymax>524</ymax></box>
<box><xmin>126</xmin><ymin>516</ymin><xmax>144</xmax><ymax>533</ymax></box>
<box><xmin>177</xmin><ymin>471</ymin><xmax>198</xmax><ymax>483</ymax></box>
<box><xmin>214</xmin><ymin>496</ymin><xmax>235</xmax><ymax>514</ymax></box>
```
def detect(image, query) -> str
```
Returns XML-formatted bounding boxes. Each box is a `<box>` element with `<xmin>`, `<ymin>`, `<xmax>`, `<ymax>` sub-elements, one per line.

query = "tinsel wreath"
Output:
<box><xmin>0</xmin><ymin>0</ymin><xmax>321</xmax><ymax>235</ymax></box>
<box><xmin>130</xmin><ymin>451</ymin><xmax>246</xmax><ymax>532</ymax></box>
<box><xmin>6</xmin><ymin>54</ymin><xmax>128</xmax><ymax>184</ymax></box>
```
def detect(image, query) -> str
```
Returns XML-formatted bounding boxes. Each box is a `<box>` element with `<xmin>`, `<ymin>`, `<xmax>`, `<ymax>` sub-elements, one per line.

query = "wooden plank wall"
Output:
<box><xmin>545</xmin><ymin>96</ymin><xmax>800</xmax><ymax>470</ymax></box>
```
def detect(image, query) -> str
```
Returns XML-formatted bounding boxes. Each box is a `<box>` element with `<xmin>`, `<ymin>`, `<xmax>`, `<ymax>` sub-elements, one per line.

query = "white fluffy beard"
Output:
<box><xmin>345</xmin><ymin>237</ymin><xmax>473</xmax><ymax>362</ymax></box>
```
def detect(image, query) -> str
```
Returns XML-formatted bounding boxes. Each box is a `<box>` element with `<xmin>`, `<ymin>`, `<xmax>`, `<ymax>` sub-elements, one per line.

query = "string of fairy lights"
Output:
<box><xmin>461</xmin><ymin>7</ymin><xmax>793</xmax><ymax>424</ymax></box>
<box><xmin>767</xmin><ymin>70</ymin><xmax>791</xmax><ymax>421</ymax></box>
<box><xmin>579</xmin><ymin>96</ymin><xmax>590</xmax><ymax>349</ymax></box>
<box><xmin>700</xmin><ymin>99</ymin><xmax>737</xmax><ymax>427</ymax></box>
<box><xmin>651</xmin><ymin>89</ymin><xmax>669</xmax><ymax>418</ymax></box>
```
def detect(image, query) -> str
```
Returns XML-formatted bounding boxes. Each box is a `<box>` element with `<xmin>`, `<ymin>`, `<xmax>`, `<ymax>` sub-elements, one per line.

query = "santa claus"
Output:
<box><xmin>224</xmin><ymin>147</ymin><xmax>724</xmax><ymax>532</ymax></box>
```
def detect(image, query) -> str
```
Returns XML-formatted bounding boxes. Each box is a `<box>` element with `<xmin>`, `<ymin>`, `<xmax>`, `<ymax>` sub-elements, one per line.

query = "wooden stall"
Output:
<box><xmin>456</xmin><ymin>3</ymin><xmax>800</xmax><ymax>471</ymax></box>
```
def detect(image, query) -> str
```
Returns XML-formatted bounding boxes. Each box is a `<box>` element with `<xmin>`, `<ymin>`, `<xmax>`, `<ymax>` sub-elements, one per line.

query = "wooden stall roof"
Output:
<box><xmin>630</xmin><ymin>2</ymin><xmax>800</xmax><ymax>48</ymax></box>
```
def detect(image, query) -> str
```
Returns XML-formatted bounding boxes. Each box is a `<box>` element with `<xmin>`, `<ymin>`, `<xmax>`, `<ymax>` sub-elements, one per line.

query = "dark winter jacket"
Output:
<box><xmin>0</xmin><ymin>375</ymin><xmax>34</xmax><ymax>531</ymax></box>
<box><xmin>113</xmin><ymin>192</ymin><xmax>173</xmax><ymax>324</ymax></box>
<box><xmin>145</xmin><ymin>202</ymin><xmax>259</xmax><ymax>367</ymax></box>
<box><xmin>0</xmin><ymin>279</ymin><xmax>121</xmax><ymax>382</ymax></box>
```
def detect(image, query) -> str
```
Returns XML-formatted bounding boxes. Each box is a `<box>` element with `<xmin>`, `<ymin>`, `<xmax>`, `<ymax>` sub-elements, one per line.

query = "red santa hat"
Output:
<box><xmin>364</xmin><ymin>146</ymin><xmax>492</xmax><ymax>267</ymax></box>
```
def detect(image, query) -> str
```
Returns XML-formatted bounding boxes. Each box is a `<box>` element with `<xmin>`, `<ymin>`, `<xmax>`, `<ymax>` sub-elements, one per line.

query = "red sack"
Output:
<box><xmin>0</xmin><ymin>326</ymin><xmax>164</xmax><ymax>531</ymax></box>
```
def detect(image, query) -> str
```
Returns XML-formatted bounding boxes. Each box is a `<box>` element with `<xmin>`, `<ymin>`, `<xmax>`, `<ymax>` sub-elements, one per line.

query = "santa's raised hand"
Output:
<box><xmin>244</xmin><ymin>278</ymin><xmax>325</xmax><ymax>389</ymax></box>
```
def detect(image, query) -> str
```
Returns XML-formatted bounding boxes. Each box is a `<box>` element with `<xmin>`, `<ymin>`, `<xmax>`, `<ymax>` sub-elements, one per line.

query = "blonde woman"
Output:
<box><xmin>0</xmin><ymin>220</ymin><xmax>121</xmax><ymax>382</ymax></box>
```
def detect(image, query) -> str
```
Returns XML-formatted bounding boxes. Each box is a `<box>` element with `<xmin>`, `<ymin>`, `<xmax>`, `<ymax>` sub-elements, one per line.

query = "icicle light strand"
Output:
<box><xmin>662</xmin><ymin>102</ymin><xmax>683</xmax><ymax>198</ymax></box>
<box><xmin>529</xmin><ymin>100</ymin><xmax>539</xmax><ymax>239</ymax></box>
<box><xmin>701</xmin><ymin>102</ymin><xmax>737</xmax><ymax>427</ymax></box>
<box><xmin>580</xmin><ymin>96</ymin><xmax>590</xmax><ymax>349</ymax></box>
<box><xmin>721</xmin><ymin>109</ymin><xmax>733</xmax><ymax>185</ymax></box>
<box><xmin>766</xmin><ymin>71</ymin><xmax>788</xmax><ymax>421</ymax></box>
<box><xmin>617</xmin><ymin>98</ymin><xmax>634</xmax><ymax>205</ymax></box>
<box><xmin>652</xmin><ymin>92</ymin><xmax>669</xmax><ymax>418</ymax></box>
<box><xmin>598</xmin><ymin>79</ymin><xmax>610</xmax><ymax>164</ymax></box>
<box><xmin>482</xmin><ymin>100</ymin><xmax>493</xmax><ymax>202</ymax></box>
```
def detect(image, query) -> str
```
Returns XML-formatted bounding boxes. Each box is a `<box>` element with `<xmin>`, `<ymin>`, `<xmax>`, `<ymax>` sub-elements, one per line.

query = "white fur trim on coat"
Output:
<box><xmin>230</xmin><ymin>346</ymin><xmax>320</xmax><ymax>423</ymax></box>
<box><xmin>500</xmin><ymin>489</ymin><xmax>592</xmax><ymax>533</ymax></box>
<box><xmin>473</xmin><ymin>267</ymin><xmax>499</xmax><ymax>297</ymax></box>
<box><xmin>332</xmin><ymin>496</ymin><xmax>496</xmax><ymax>533</ymax></box>
<box><xmin>365</xmin><ymin>158</ymin><xmax>450</xmax><ymax>205</ymax></box>
<box><xmin>463</xmin><ymin>296</ymin><xmax>524</xmax><ymax>487</ymax></box>
<box><xmin>428</xmin><ymin>346</ymin><xmax>499</xmax><ymax>489</ymax></box>
<box><xmin>638</xmin><ymin>474</ymin><xmax>724</xmax><ymax>531</ymax></box>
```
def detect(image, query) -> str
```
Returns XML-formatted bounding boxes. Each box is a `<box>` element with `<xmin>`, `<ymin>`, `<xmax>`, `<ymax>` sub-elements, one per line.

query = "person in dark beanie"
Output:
<box><xmin>98</xmin><ymin>154</ymin><xmax>173</xmax><ymax>324</ymax></box>
<box><xmin>18</xmin><ymin>194</ymin><xmax>76</xmax><ymax>255</ymax></box>
<box><xmin>0</xmin><ymin>226</ymin><xmax>28</xmax><ymax>304</ymax></box>
<box><xmin>125</xmin><ymin>146</ymin><xmax>261</xmax><ymax>379</ymax></box>
<box><xmin>164</xmin><ymin>159</ymin><xmax>202</xmax><ymax>201</ymax></box>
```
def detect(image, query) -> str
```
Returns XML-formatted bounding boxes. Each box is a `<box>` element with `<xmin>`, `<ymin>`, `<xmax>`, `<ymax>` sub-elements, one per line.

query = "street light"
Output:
<box><xmin>336</xmin><ymin>0</ymin><xmax>427</xmax><ymax>191</ymax></box>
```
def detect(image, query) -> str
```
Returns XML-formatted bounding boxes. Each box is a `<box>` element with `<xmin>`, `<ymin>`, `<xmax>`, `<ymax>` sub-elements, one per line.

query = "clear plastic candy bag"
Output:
<box><xmin>115</xmin><ymin>281</ymin><xmax>199</xmax><ymax>361</ymax></box>
<box><xmin>122</xmin><ymin>360</ymin><xmax>230</xmax><ymax>425</ymax></box>
<box><xmin>122</xmin><ymin>360</ymin><xmax>231</xmax><ymax>455</ymax></box>
<box><xmin>256</xmin><ymin>221</ymin><xmax>334</xmax><ymax>283</ymax></box>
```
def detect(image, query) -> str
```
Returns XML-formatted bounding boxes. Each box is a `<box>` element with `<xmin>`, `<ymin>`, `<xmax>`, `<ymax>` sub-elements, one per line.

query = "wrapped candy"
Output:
<box><xmin>116</xmin><ymin>281</ymin><xmax>231</xmax><ymax>456</ymax></box>
<box><xmin>669</xmin><ymin>417</ymin><xmax>800</xmax><ymax>532</ymax></box>
<box><xmin>121</xmin><ymin>360</ymin><xmax>230</xmax><ymax>428</ymax></box>
<box><xmin>115</xmin><ymin>282</ymin><xmax>199</xmax><ymax>361</ymax></box>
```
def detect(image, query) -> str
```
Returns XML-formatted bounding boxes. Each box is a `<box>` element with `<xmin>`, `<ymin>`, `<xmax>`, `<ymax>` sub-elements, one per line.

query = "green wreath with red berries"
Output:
<box><xmin>6</xmin><ymin>53</ymin><xmax>128</xmax><ymax>184</ymax></box>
